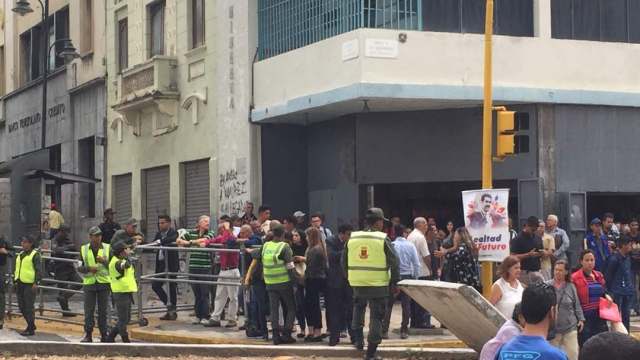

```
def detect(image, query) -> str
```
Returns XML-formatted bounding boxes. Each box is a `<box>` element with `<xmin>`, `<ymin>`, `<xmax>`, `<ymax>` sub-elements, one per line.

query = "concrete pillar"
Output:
<box><xmin>534</xmin><ymin>0</ymin><xmax>552</xmax><ymax>39</ymax></box>
<box><xmin>537</xmin><ymin>104</ymin><xmax>557</xmax><ymax>215</ymax></box>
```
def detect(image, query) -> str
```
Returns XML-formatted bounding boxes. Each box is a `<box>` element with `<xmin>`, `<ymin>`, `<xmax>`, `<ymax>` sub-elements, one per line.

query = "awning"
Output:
<box><xmin>24</xmin><ymin>169</ymin><xmax>101</xmax><ymax>185</ymax></box>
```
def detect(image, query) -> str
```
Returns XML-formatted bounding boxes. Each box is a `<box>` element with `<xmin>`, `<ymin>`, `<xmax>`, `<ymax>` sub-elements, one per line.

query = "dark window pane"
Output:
<box><xmin>551</xmin><ymin>0</ymin><xmax>573</xmax><ymax>39</ymax></box>
<box><xmin>192</xmin><ymin>0</ymin><xmax>205</xmax><ymax>48</ymax></box>
<box><xmin>574</xmin><ymin>0</ymin><xmax>600</xmax><ymax>40</ymax></box>
<box><xmin>55</xmin><ymin>7</ymin><xmax>69</xmax><ymax>68</ymax></box>
<box><xmin>118</xmin><ymin>18</ymin><xmax>128</xmax><ymax>71</ymax></box>
<box><xmin>20</xmin><ymin>32</ymin><xmax>32</xmax><ymax>82</ymax></box>
<box><xmin>422</xmin><ymin>0</ymin><xmax>461</xmax><ymax>32</ymax></box>
<box><xmin>495</xmin><ymin>0</ymin><xmax>533</xmax><ymax>36</ymax></box>
<box><xmin>150</xmin><ymin>1</ymin><xmax>165</xmax><ymax>56</ymax></box>
<box><xmin>515</xmin><ymin>113</ymin><xmax>530</xmax><ymax>131</ymax></box>
<box><xmin>31</xmin><ymin>27</ymin><xmax>41</xmax><ymax>79</ymax></box>
<box><xmin>601</xmin><ymin>0</ymin><xmax>627</xmax><ymax>42</ymax></box>
<box><xmin>630</xmin><ymin>0</ymin><xmax>640</xmax><ymax>43</ymax></box>
<box><xmin>515</xmin><ymin>135</ymin><xmax>530</xmax><ymax>153</ymax></box>
<box><xmin>461</xmin><ymin>0</ymin><xmax>485</xmax><ymax>34</ymax></box>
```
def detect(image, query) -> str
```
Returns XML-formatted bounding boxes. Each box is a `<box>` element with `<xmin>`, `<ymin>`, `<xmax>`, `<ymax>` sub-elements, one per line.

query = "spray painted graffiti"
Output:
<box><xmin>219</xmin><ymin>167</ymin><xmax>248</xmax><ymax>216</ymax></box>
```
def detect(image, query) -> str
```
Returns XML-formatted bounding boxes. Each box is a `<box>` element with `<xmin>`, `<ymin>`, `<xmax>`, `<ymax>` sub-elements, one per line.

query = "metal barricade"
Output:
<box><xmin>134</xmin><ymin>244</ymin><xmax>247</xmax><ymax>326</ymax></box>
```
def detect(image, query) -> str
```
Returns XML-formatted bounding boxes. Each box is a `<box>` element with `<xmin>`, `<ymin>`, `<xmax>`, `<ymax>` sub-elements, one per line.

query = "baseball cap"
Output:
<box><xmin>366</xmin><ymin>208</ymin><xmax>389</xmax><ymax>222</ymax></box>
<box><xmin>124</xmin><ymin>218</ymin><xmax>138</xmax><ymax>226</ymax></box>
<box><xmin>293</xmin><ymin>211</ymin><xmax>306</xmax><ymax>218</ymax></box>
<box><xmin>88</xmin><ymin>226</ymin><xmax>102</xmax><ymax>236</ymax></box>
<box><xmin>590</xmin><ymin>218</ymin><xmax>602</xmax><ymax>226</ymax></box>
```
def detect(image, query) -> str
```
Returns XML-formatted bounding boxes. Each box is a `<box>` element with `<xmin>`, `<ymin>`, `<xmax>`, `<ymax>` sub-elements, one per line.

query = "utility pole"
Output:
<box><xmin>481</xmin><ymin>0</ymin><xmax>495</xmax><ymax>298</ymax></box>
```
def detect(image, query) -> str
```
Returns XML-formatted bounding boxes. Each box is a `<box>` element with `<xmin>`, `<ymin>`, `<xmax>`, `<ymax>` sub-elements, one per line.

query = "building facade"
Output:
<box><xmin>0</xmin><ymin>0</ymin><xmax>107</xmax><ymax>243</ymax></box>
<box><xmin>105</xmin><ymin>0</ymin><xmax>259</xmax><ymax>237</ymax></box>
<box><xmin>254</xmin><ymin>0</ymin><xmax>640</xmax><ymax>261</ymax></box>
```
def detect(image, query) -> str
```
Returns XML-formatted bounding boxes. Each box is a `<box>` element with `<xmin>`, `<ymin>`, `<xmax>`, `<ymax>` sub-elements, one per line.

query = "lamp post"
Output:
<box><xmin>13</xmin><ymin>0</ymin><xmax>79</xmax><ymax>150</ymax></box>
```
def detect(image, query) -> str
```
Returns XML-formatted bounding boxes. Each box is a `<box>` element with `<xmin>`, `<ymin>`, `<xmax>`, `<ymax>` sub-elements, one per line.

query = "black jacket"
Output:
<box><xmin>326</xmin><ymin>235</ymin><xmax>348</xmax><ymax>289</ymax></box>
<box><xmin>52</xmin><ymin>233</ymin><xmax>78</xmax><ymax>274</ymax></box>
<box><xmin>153</xmin><ymin>228</ymin><xmax>179</xmax><ymax>272</ymax></box>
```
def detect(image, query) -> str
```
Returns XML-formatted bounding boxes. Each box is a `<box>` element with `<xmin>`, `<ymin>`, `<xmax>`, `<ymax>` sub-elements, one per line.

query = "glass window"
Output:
<box><xmin>149</xmin><ymin>1</ymin><xmax>165</xmax><ymax>57</ymax></box>
<box><xmin>54</xmin><ymin>7</ymin><xmax>69</xmax><ymax>69</ymax></box>
<box><xmin>495</xmin><ymin>0</ymin><xmax>533</xmax><ymax>37</ymax></box>
<box><xmin>191</xmin><ymin>0</ymin><xmax>205</xmax><ymax>49</ymax></box>
<box><xmin>423</xmin><ymin>0</ymin><xmax>461</xmax><ymax>33</ymax></box>
<box><xmin>601</xmin><ymin>0</ymin><xmax>627</xmax><ymax>42</ymax></box>
<box><xmin>118</xmin><ymin>18</ymin><xmax>128</xmax><ymax>71</ymax></box>
<box><xmin>551</xmin><ymin>0</ymin><xmax>572</xmax><ymax>39</ymax></box>
<box><xmin>461</xmin><ymin>0</ymin><xmax>485</xmax><ymax>34</ymax></box>
<box><xmin>573</xmin><ymin>0</ymin><xmax>600</xmax><ymax>41</ymax></box>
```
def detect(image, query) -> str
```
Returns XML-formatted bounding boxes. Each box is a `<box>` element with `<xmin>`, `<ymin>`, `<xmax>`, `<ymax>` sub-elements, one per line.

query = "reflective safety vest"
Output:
<box><xmin>109</xmin><ymin>256</ymin><xmax>138</xmax><ymax>293</ymax></box>
<box><xmin>347</xmin><ymin>231</ymin><xmax>389</xmax><ymax>287</ymax></box>
<box><xmin>14</xmin><ymin>250</ymin><xmax>37</xmax><ymax>284</ymax></box>
<box><xmin>261</xmin><ymin>241</ymin><xmax>290</xmax><ymax>285</ymax></box>
<box><xmin>81</xmin><ymin>243</ymin><xmax>111</xmax><ymax>285</ymax></box>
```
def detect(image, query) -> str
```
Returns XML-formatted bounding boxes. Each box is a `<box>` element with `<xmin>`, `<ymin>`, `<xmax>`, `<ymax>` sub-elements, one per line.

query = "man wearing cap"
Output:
<box><xmin>112</xmin><ymin>218</ymin><xmax>144</xmax><ymax>248</ymax></box>
<box><xmin>343</xmin><ymin>208</ymin><xmax>399</xmax><ymax>360</ymax></box>
<box><xmin>106</xmin><ymin>241</ymin><xmax>138</xmax><ymax>343</ymax></box>
<box><xmin>52</xmin><ymin>224</ymin><xmax>83</xmax><ymax>316</ymax></box>
<box><xmin>14</xmin><ymin>235</ymin><xmax>42</xmax><ymax>336</ymax></box>
<box><xmin>48</xmin><ymin>203</ymin><xmax>65</xmax><ymax>239</ymax></box>
<box><xmin>77</xmin><ymin>226</ymin><xmax>111</xmax><ymax>342</ymax></box>
<box><xmin>293</xmin><ymin>211</ymin><xmax>307</xmax><ymax>232</ymax></box>
<box><xmin>99</xmin><ymin>208</ymin><xmax>121</xmax><ymax>245</ymax></box>
<box><xmin>584</xmin><ymin>218</ymin><xmax>611</xmax><ymax>272</ymax></box>
<box><xmin>510</xmin><ymin>216</ymin><xmax>545</xmax><ymax>286</ymax></box>
<box><xmin>250</xmin><ymin>222</ymin><xmax>298</xmax><ymax>345</ymax></box>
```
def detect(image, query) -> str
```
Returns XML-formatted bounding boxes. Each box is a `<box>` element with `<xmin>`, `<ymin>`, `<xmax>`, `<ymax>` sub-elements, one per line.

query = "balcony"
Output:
<box><xmin>113</xmin><ymin>56</ymin><xmax>180</xmax><ymax>136</ymax></box>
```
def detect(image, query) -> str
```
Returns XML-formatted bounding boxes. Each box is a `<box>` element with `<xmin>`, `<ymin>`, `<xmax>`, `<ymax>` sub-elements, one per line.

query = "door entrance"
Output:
<box><xmin>587</xmin><ymin>193</ymin><xmax>640</xmax><ymax>224</ymax></box>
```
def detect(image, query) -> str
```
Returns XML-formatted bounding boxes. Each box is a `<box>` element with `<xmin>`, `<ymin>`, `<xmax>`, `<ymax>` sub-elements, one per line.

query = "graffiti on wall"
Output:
<box><xmin>219</xmin><ymin>157</ymin><xmax>248</xmax><ymax>216</ymax></box>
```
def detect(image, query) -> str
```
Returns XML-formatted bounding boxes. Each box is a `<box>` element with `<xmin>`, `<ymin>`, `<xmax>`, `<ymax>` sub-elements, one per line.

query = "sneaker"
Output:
<box><xmin>225</xmin><ymin>320</ymin><xmax>237</xmax><ymax>328</ymax></box>
<box><xmin>400</xmin><ymin>328</ymin><xmax>409</xmax><ymax>340</ymax></box>
<box><xmin>203</xmin><ymin>319</ymin><xmax>221</xmax><ymax>327</ymax></box>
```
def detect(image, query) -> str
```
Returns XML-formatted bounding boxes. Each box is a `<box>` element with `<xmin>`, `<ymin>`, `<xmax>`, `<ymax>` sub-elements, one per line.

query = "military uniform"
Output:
<box><xmin>14</xmin><ymin>237</ymin><xmax>42</xmax><ymax>336</ymax></box>
<box><xmin>107</xmin><ymin>242</ymin><xmax>138</xmax><ymax>343</ymax></box>
<box><xmin>78</xmin><ymin>226</ymin><xmax>112</xmax><ymax>342</ymax></box>
<box><xmin>344</xmin><ymin>208</ymin><xmax>399</xmax><ymax>360</ymax></box>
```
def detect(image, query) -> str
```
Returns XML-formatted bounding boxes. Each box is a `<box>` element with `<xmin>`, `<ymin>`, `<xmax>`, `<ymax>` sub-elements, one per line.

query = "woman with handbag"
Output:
<box><xmin>546</xmin><ymin>260</ymin><xmax>584</xmax><ymax>360</ymax></box>
<box><xmin>572</xmin><ymin>249</ymin><xmax>611</xmax><ymax>347</ymax></box>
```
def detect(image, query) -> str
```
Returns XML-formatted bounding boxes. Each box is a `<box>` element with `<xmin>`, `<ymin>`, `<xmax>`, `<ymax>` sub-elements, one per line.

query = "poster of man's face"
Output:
<box><xmin>481</xmin><ymin>194</ymin><xmax>492</xmax><ymax>212</ymax></box>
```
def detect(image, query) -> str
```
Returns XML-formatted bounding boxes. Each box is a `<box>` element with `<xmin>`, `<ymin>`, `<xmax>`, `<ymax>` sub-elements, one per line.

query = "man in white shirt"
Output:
<box><xmin>407</xmin><ymin>217</ymin><xmax>434</xmax><ymax>329</ymax></box>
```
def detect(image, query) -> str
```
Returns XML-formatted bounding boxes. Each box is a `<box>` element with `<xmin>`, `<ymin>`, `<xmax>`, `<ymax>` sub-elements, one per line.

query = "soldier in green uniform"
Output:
<box><xmin>78</xmin><ymin>226</ymin><xmax>111</xmax><ymax>342</ymax></box>
<box><xmin>344</xmin><ymin>208</ymin><xmax>399</xmax><ymax>360</ymax></box>
<box><xmin>106</xmin><ymin>239</ymin><xmax>138</xmax><ymax>343</ymax></box>
<box><xmin>14</xmin><ymin>235</ymin><xmax>42</xmax><ymax>336</ymax></box>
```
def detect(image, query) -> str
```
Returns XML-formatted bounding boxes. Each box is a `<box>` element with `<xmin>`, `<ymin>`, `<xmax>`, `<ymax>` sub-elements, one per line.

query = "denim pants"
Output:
<box><xmin>190</xmin><ymin>267</ymin><xmax>211</xmax><ymax>320</ymax></box>
<box><xmin>613</xmin><ymin>293</ymin><xmax>632</xmax><ymax>332</ymax></box>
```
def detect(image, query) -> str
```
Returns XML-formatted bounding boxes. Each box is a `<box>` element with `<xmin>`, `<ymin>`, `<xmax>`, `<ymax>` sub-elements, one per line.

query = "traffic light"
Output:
<box><xmin>496</xmin><ymin>110</ymin><xmax>516</xmax><ymax>159</ymax></box>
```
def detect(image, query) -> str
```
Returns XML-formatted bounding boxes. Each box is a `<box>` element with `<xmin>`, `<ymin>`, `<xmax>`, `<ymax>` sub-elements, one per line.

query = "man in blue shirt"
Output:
<box><xmin>605</xmin><ymin>236</ymin><xmax>634</xmax><ymax>332</ymax></box>
<box><xmin>383</xmin><ymin>224</ymin><xmax>421</xmax><ymax>340</ymax></box>
<box><xmin>584</xmin><ymin>218</ymin><xmax>611</xmax><ymax>272</ymax></box>
<box><xmin>498</xmin><ymin>282</ymin><xmax>568</xmax><ymax>360</ymax></box>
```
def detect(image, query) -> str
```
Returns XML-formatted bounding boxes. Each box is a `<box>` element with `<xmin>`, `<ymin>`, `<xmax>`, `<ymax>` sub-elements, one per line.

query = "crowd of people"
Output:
<box><xmin>2</xmin><ymin>202</ymin><xmax>640</xmax><ymax>360</ymax></box>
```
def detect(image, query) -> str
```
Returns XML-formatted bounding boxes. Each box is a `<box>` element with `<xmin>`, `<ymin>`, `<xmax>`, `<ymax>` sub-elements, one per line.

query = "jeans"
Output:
<box><xmin>248</xmin><ymin>281</ymin><xmax>268</xmax><ymax>335</ymax></box>
<box><xmin>579</xmin><ymin>312</ymin><xmax>608</xmax><ymax>347</ymax></box>
<box><xmin>353</xmin><ymin>296</ymin><xmax>386</xmax><ymax>345</ymax></box>
<box><xmin>152</xmin><ymin>260</ymin><xmax>177</xmax><ymax>310</ymax></box>
<box><xmin>411</xmin><ymin>276</ymin><xmax>431</xmax><ymax>327</ymax></box>
<box><xmin>325</xmin><ymin>284</ymin><xmax>353</xmax><ymax>337</ymax></box>
<box><xmin>113</xmin><ymin>292</ymin><xmax>132</xmax><ymax>338</ymax></box>
<box><xmin>84</xmin><ymin>285</ymin><xmax>110</xmax><ymax>336</ymax></box>
<box><xmin>190</xmin><ymin>267</ymin><xmax>211</xmax><ymax>320</ymax></box>
<box><xmin>304</xmin><ymin>278</ymin><xmax>325</xmax><ymax>329</ymax></box>
<box><xmin>294</xmin><ymin>284</ymin><xmax>306</xmax><ymax>331</ymax></box>
<box><xmin>212</xmin><ymin>268</ymin><xmax>240</xmax><ymax>321</ymax></box>
<box><xmin>550</xmin><ymin>329</ymin><xmax>579</xmax><ymax>360</ymax></box>
<box><xmin>613</xmin><ymin>293</ymin><xmax>632</xmax><ymax>332</ymax></box>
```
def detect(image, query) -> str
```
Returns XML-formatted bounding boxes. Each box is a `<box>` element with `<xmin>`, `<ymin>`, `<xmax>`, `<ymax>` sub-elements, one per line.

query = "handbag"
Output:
<box><xmin>599</xmin><ymin>298</ymin><xmax>622</xmax><ymax>322</ymax></box>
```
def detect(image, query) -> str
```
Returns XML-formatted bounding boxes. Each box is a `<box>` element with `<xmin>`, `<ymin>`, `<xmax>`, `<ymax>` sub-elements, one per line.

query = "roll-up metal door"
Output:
<box><xmin>144</xmin><ymin>166</ymin><xmax>170</xmax><ymax>237</ymax></box>
<box><xmin>184</xmin><ymin>160</ymin><xmax>210</xmax><ymax>228</ymax></box>
<box><xmin>113</xmin><ymin>174</ymin><xmax>132</xmax><ymax>225</ymax></box>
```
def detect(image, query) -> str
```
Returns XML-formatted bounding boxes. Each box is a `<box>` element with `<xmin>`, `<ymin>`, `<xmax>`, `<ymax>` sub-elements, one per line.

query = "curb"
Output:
<box><xmin>0</xmin><ymin>341</ymin><xmax>478</xmax><ymax>359</ymax></box>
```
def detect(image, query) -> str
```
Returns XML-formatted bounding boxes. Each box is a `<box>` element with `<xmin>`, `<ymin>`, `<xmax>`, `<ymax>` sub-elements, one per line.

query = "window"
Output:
<box><xmin>422</xmin><ymin>0</ymin><xmax>533</xmax><ymax>36</ymax></box>
<box><xmin>20</xmin><ymin>26</ymin><xmax>43</xmax><ymax>84</ymax></box>
<box><xmin>191</xmin><ymin>0</ymin><xmax>205</xmax><ymax>49</ymax></box>
<box><xmin>118</xmin><ymin>18</ymin><xmax>128</xmax><ymax>71</ymax></box>
<box><xmin>149</xmin><ymin>1</ymin><xmax>165</xmax><ymax>57</ymax></box>
<box><xmin>0</xmin><ymin>46</ymin><xmax>5</xmax><ymax>96</ymax></box>
<box><xmin>51</xmin><ymin>7</ymin><xmax>70</xmax><ymax>70</ymax></box>
<box><xmin>515</xmin><ymin>135</ymin><xmax>530</xmax><ymax>154</ymax></box>
<box><xmin>79</xmin><ymin>0</ymin><xmax>94</xmax><ymax>53</ymax></box>
<box><xmin>552</xmin><ymin>0</ymin><xmax>640</xmax><ymax>43</ymax></box>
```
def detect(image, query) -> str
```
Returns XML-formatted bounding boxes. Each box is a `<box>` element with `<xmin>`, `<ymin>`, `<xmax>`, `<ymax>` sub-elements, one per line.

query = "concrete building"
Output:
<box><xmin>105</xmin><ymin>0</ymin><xmax>259</xmax><ymax>236</ymax></box>
<box><xmin>0</xmin><ymin>0</ymin><xmax>107</xmax><ymax>243</ymax></box>
<box><xmin>253</xmin><ymin>0</ymin><xmax>640</xmax><ymax>260</ymax></box>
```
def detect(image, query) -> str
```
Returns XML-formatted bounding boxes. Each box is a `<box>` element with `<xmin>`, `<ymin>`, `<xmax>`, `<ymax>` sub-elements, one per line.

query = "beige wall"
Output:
<box><xmin>105</xmin><ymin>0</ymin><xmax>260</xmax><ymax>225</ymax></box>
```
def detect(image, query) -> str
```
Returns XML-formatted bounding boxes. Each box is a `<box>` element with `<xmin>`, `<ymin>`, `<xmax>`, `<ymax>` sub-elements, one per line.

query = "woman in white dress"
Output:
<box><xmin>489</xmin><ymin>255</ymin><xmax>525</xmax><ymax>318</ymax></box>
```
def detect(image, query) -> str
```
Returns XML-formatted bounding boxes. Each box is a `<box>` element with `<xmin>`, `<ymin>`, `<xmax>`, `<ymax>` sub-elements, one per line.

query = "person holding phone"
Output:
<box><xmin>510</xmin><ymin>216</ymin><xmax>545</xmax><ymax>286</ymax></box>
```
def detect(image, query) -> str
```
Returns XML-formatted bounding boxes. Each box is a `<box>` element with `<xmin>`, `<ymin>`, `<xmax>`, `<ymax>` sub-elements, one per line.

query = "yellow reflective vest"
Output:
<box><xmin>14</xmin><ymin>250</ymin><xmax>37</xmax><ymax>284</ymax></box>
<box><xmin>261</xmin><ymin>241</ymin><xmax>290</xmax><ymax>285</ymax></box>
<box><xmin>347</xmin><ymin>231</ymin><xmax>389</xmax><ymax>287</ymax></box>
<box><xmin>109</xmin><ymin>256</ymin><xmax>138</xmax><ymax>293</ymax></box>
<box><xmin>81</xmin><ymin>243</ymin><xmax>111</xmax><ymax>285</ymax></box>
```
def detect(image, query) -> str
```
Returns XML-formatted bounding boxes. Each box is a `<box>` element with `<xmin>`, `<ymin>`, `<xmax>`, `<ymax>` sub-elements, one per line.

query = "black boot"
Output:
<box><xmin>19</xmin><ymin>328</ymin><xmax>35</xmax><ymax>336</ymax></box>
<box><xmin>364</xmin><ymin>342</ymin><xmax>382</xmax><ymax>360</ymax></box>
<box><xmin>80</xmin><ymin>333</ymin><xmax>93</xmax><ymax>343</ymax></box>
<box><xmin>354</xmin><ymin>328</ymin><xmax>364</xmax><ymax>351</ymax></box>
<box><xmin>272</xmin><ymin>329</ymin><xmax>282</xmax><ymax>345</ymax></box>
<box><xmin>121</xmin><ymin>332</ymin><xmax>131</xmax><ymax>343</ymax></box>
<box><xmin>100</xmin><ymin>332</ymin><xmax>108</xmax><ymax>343</ymax></box>
<box><xmin>280</xmin><ymin>330</ymin><xmax>296</xmax><ymax>344</ymax></box>
<box><xmin>329</xmin><ymin>333</ymin><xmax>340</xmax><ymax>346</ymax></box>
<box><xmin>105</xmin><ymin>328</ymin><xmax>118</xmax><ymax>343</ymax></box>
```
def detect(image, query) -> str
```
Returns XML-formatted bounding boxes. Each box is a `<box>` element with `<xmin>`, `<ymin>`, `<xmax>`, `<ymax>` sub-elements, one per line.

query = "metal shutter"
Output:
<box><xmin>144</xmin><ymin>166</ymin><xmax>170</xmax><ymax>237</ymax></box>
<box><xmin>113</xmin><ymin>174</ymin><xmax>132</xmax><ymax>225</ymax></box>
<box><xmin>184</xmin><ymin>160</ymin><xmax>210</xmax><ymax>228</ymax></box>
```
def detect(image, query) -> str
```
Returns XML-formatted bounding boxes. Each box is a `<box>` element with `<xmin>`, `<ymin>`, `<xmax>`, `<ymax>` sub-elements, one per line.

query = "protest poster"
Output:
<box><xmin>462</xmin><ymin>189</ymin><xmax>510</xmax><ymax>262</ymax></box>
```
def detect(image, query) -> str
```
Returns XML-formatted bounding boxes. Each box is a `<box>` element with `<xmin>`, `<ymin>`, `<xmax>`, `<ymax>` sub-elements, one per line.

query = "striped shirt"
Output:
<box><xmin>584</xmin><ymin>274</ymin><xmax>605</xmax><ymax>316</ymax></box>
<box><xmin>183</xmin><ymin>229</ymin><xmax>214</xmax><ymax>269</ymax></box>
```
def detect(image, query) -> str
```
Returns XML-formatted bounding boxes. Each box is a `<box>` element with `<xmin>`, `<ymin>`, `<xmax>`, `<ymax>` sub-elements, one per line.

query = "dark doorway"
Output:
<box><xmin>373</xmin><ymin>180</ymin><xmax>518</xmax><ymax>229</ymax></box>
<box><xmin>587</xmin><ymin>193</ymin><xmax>640</xmax><ymax>224</ymax></box>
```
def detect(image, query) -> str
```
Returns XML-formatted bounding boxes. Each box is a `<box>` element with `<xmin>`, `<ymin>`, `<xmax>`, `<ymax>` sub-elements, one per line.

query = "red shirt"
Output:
<box><xmin>204</xmin><ymin>230</ymin><xmax>239</xmax><ymax>269</ymax></box>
